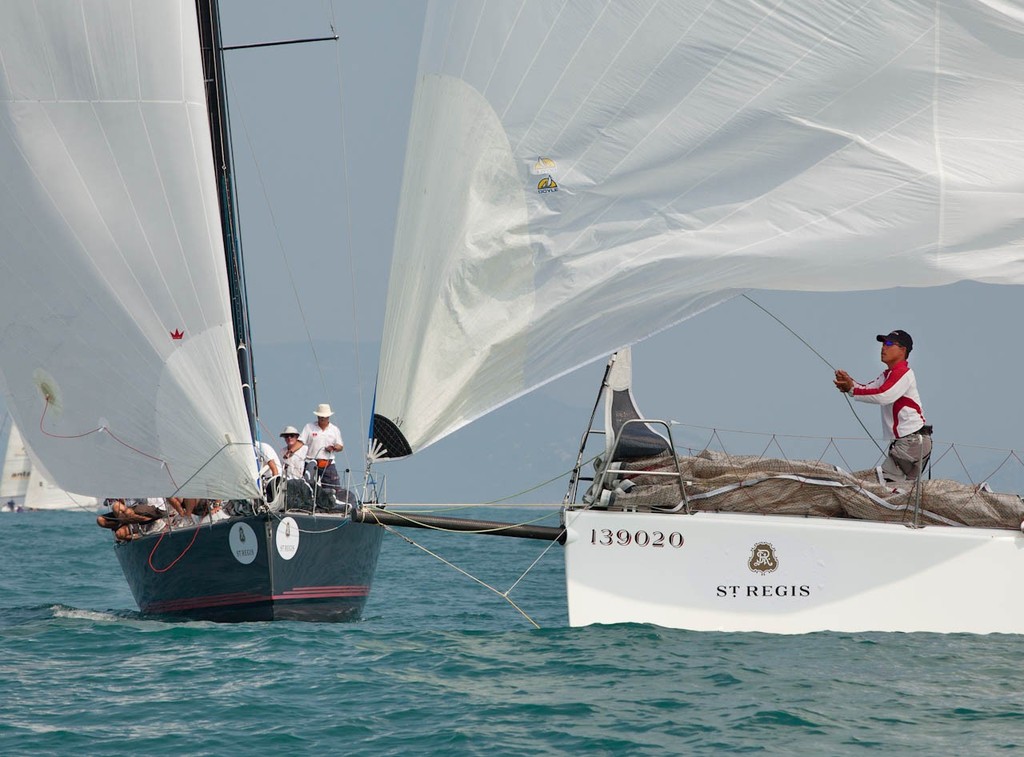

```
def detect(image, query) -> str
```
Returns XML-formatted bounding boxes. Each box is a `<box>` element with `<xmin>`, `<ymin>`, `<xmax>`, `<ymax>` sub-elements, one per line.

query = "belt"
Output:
<box><xmin>899</xmin><ymin>424</ymin><xmax>932</xmax><ymax>439</ymax></box>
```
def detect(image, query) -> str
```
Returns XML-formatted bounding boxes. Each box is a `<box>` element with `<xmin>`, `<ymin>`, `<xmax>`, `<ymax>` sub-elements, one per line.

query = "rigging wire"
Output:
<box><xmin>741</xmin><ymin>294</ymin><xmax>885</xmax><ymax>454</ymax></box>
<box><xmin>368</xmin><ymin>516</ymin><xmax>542</xmax><ymax>629</ymax></box>
<box><xmin>222</xmin><ymin>71</ymin><xmax>334</xmax><ymax>409</ymax></box>
<box><xmin>326</xmin><ymin>5</ymin><xmax>368</xmax><ymax>464</ymax></box>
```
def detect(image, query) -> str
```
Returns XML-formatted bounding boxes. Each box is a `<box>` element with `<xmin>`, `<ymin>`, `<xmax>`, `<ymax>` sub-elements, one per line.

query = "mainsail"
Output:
<box><xmin>0</xmin><ymin>1</ymin><xmax>258</xmax><ymax>498</ymax></box>
<box><xmin>372</xmin><ymin>0</ymin><xmax>1024</xmax><ymax>458</ymax></box>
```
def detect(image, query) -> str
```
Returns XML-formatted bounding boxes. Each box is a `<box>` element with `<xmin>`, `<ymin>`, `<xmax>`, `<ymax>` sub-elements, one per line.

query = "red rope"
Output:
<box><xmin>147</xmin><ymin>520</ymin><xmax>203</xmax><ymax>574</ymax></box>
<box><xmin>39</xmin><ymin>399</ymin><xmax>179</xmax><ymax>490</ymax></box>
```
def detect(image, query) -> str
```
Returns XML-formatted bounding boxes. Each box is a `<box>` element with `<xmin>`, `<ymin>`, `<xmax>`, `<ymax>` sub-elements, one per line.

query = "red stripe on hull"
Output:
<box><xmin>145</xmin><ymin>586</ymin><xmax>369</xmax><ymax>613</ymax></box>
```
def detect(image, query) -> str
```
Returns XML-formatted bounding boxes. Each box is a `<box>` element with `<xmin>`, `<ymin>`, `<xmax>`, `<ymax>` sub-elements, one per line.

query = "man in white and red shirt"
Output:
<box><xmin>834</xmin><ymin>329</ymin><xmax>932</xmax><ymax>483</ymax></box>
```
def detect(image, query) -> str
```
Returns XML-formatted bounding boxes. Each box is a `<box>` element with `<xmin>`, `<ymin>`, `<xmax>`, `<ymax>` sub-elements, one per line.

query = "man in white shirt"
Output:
<box><xmin>279</xmin><ymin>425</ymin><xmax>307</xmax><ymax>480</ymax></box>
<box><xmin>298</xmin><ymin>403</ymin><xmax>344</xmax><ymax>491</ymax></box>
<box><xmin>254</xmin><ymin>440</ymin><xmax>281</xmax><ymax>479</ymax></box>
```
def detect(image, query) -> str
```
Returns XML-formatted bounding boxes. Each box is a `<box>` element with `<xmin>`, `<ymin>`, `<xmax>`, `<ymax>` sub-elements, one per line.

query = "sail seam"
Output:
<box><xmin>544</xmin><ymin>0</ymin><xmax>716</xmax><ymax>167</ymax></box>
<box><xmin>498</xmin><ymin>0</ymin><xmax>571</xmax><ymax>122</ymax></box>
<box><xmin>560</xmin><ymin>0</ymin><xmax>898</xmax><ymax>256</ymax></box>
<box><xmin>931</xmin><ymin>0</ymin><xmax>946</xmax><ymax>260</ymax></box>
<box><xmin>458</xmin><ymin>0</ymin><xmax>488</xmax><ymax>82</ymax></box>
<box><xmin>546</xmin><ymin>0</ymin><xmax>664</xmax><ymax>152</ymax></box>
<box><xmin>481</xmin><ymin>0</ymin><xmax>528</xmax><ymax>98</ymax></box>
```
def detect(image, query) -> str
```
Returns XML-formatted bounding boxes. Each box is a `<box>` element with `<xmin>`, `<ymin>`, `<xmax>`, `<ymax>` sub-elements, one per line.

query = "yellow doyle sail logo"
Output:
<box><xmin>748</xmin><ymin>542</ymin><xmax>779</xmax><ymax>575</ymax></box>
<box><xmin>537</xmin><ymin>175</ymin><xmax>558</xmax><ymax>193</ymax></box>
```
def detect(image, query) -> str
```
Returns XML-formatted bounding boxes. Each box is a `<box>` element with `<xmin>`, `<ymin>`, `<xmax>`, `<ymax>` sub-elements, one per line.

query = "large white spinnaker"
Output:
<box><xmin>0</xmin><ymin>1</ymin><xmax>258</xmax><ymax>498</ymax></box>
<box><xmin>372</xmin><ymin>0</ymin><xmax>1024</xmax><ymax>458</ymax></box>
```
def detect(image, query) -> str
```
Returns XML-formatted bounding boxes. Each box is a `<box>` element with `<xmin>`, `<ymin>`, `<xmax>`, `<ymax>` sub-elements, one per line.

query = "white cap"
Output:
<box><xmin>314</xmin><ymin>403</ymin><xmax>333</xmax><ymax>417</ymax></box>
<box><xmin>280</xmin><ymin>425</ymin><xmax>299</xmax><ymax>436</ymax></box>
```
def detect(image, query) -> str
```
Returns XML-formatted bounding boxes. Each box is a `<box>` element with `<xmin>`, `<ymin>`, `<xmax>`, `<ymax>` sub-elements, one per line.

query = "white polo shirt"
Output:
<box><xmin>299</xmin><ymin>421</ymin><xmax>344</xmax><ymax>462</ymax></box>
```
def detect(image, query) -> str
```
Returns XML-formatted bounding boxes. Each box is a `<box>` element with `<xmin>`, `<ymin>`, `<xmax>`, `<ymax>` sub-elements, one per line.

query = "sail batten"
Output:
<box><xmin>0</xmin><ymin>1</ymin><xmax>258</xmax><ymax>498</ymax></box>
<box><xmin>374</xmin><ymin>0</ymin><xmax>1024</xmax><ymax>457</ymax></box>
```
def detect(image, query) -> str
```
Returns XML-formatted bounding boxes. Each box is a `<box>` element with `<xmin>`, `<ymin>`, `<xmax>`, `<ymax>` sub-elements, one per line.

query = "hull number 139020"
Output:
<box><xmin>591</xmin><ymin>529</ymin><xmax>684</xmax><ymax>548</ymax></box>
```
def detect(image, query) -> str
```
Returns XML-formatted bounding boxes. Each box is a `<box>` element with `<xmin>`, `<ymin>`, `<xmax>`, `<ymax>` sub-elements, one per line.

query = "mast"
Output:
<box><xmin>195</xmin><ymin>0</ymin><xmax>259</xmax><ymax>440</ymax></box>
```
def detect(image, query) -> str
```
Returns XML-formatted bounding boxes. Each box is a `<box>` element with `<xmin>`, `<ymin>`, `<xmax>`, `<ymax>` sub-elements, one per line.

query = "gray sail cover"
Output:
<box><xmin>372</xmin><ymin>0</ymin><xmax>1024</xmax><ymax>458</ymax></box>
<box><xmin>0</xmin><ymin>2</ymin><xmax>259</xmax><ymax>498</ymax></box>
<box><xmin>604</xmin><ymin>349</ymin><xmax>670</xmax><ymax>462</ymax></box>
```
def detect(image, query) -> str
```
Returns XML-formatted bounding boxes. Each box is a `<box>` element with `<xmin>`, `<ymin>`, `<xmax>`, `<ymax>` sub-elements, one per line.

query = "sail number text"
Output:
<box><xmin>590</xmin><ymin>528</ymin><xmax>684</xmax><ymax>548</ymax></box>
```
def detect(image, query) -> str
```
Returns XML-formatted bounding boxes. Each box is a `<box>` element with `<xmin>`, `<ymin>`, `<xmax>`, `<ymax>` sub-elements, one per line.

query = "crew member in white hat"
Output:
<box><xmin>279</xmin><ymin>425</ymin><xmax>307</xmax><ymax>480</ymax></box>
<box><xmin>298</xmin><ymin>403</ymin><xmax>344</xmax><ymax>490</ymax></box>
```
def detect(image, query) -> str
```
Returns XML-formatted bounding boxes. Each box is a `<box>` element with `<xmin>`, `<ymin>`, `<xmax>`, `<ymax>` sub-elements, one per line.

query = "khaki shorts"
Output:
<box><xmin>881</xmin><ymin>432</ymin><xmax>933</xmax><ymax>482</ymax></box>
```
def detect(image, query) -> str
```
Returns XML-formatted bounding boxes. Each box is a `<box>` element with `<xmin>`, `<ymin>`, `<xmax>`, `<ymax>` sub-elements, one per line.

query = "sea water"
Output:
<box><xmin>2</xmin><ymin>510</ymin><xmax>1024</xmax><ymax>756</ymax></box>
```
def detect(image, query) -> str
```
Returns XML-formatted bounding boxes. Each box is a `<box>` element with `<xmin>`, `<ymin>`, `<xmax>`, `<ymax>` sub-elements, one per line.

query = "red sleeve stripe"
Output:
<box><xmin>853</xmin><ymin>362</ymin><xmax>908</xmax><ymax>397</ymax></box>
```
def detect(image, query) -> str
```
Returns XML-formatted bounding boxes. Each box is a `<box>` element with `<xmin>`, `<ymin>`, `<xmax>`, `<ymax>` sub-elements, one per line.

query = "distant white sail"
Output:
<box><xmin>24</xmin><ymin>460</ymin><xmax>99</xmax><ymax>512</ymax></box>
<box><xmin>373</xmin><ymin>0</ymin><xmax>1024</xmax><ymax>457</ymax></box>
<box><xmin>0</xmin><ymin>422</ymin><xmax>31</xmax><ymax>508</ymax></box>
<box><xmin>0</xmin><ymin>1</ymin><xmax>258</xmax><ymax>498</ymax></box>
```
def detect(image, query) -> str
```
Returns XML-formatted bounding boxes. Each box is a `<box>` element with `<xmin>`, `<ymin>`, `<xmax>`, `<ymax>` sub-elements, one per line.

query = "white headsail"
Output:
<box><xmin>373</xmin><ymin>0</ymin><xmax>1024</xmax><ymax>457</ymax></box>
<box><xmin>0</xmin><ymin>420</ymin><xmax>32</xmax><ymax>508</ymax></box>
<box><xmin>24</xmin><ymin>463</ymin><xmax>99</xmax><ymax>511</ymax></box>
<box><xmin>0</xmin><ymin>1</ymin><xmax>258</xmax><ymax>498</ymax></box>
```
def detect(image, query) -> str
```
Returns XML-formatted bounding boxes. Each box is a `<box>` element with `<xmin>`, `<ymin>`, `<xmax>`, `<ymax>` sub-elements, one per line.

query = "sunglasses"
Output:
<box><xmin>883</xmin><ymin>340</ymin><xmax>898</xmax><ymax>347</ymax></box>
<box><xmin>283</xmin><ymin>434</ymin><xmax>298</xmax><ymax>438</ymax></box>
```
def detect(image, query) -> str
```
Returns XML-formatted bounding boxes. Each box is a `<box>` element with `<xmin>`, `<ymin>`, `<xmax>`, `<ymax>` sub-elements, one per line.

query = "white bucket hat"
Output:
<box><xmin>314</xmin><ymin>403</ymin><xmax>333</xmax><ymax>417</ymax></box>
<box><xmin>280</xmin><ymin>425</ymin><xmax>299</xmax><ymax>437</ymax></box>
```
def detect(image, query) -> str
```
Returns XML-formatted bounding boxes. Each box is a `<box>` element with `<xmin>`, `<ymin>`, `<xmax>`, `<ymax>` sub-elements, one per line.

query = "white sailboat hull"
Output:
<box><xmin>563</xmin><ymin>509</ymin><xmax>1024</xmax><ymax>634</ymax></box>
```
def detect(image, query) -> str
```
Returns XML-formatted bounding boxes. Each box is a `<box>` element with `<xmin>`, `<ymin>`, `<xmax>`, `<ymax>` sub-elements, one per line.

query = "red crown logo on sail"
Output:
<box><xmin>170</xmin><ymin>329</ymin><xmax>184</xmax><ymax>340</ymax></box>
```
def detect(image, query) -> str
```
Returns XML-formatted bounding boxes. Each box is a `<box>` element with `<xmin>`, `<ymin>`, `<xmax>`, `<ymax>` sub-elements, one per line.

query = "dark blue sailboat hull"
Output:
<box><xmin>114</xmin><ymin>512</ymin><xmax>383</xmax><ymax>622</ymax></box>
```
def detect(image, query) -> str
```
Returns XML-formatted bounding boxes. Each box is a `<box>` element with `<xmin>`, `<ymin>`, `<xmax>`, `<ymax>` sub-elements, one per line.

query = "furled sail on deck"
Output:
<box><xmin>372</xmin><ymin>0</ymin><xmax>1024</xmax><ymax>458</ymax></box>
<box><xmin>0</xmin><ymin>1</ymin><xmax>259</xmax><ymax>498</ymax></box>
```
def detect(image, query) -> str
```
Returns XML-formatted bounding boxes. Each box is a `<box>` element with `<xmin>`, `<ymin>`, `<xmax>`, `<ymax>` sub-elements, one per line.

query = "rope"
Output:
<box><xmin>146</xmin><ymin>518</ymin><xmax>203</xmax><ymax>574</ymax></box>
<box><xmin>742</xmin><ymin>294</ymin><xmax>885</xmax><ymax>454</ymax></box>
<box><xmin>482</xmin><ymin>454</ymin><xmax>601</xmax><ymax>505</ymax></box>
<box><xmin>370</xmin><ymin>517</ymin><xmax>542</xmax><ymax>629</ymax></box>
<box><xmin>504</xmin><ymin>532</ymin><xmax>564</xmax><ymax>598</ymax></box>
<box><xmin>38</xmin><ymin>399</ymin><xmax>180</xmax><ymax>491</ymax></box>
<box><xmin>268</xmin><ymin>508</ymin><xmax>349</xmax><ymax>535</ymax></box>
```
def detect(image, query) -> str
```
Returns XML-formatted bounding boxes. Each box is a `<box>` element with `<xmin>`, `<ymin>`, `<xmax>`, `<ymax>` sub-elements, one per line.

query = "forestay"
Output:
<box><xmin>373</xmin><ymin>0</ymin><xmax>1024</xmax><ymax>458</ymax></box>
<box><xmin>0</xmin><ymin>1</ymin><xmax>258</xmax><ymax>498</ymax></box>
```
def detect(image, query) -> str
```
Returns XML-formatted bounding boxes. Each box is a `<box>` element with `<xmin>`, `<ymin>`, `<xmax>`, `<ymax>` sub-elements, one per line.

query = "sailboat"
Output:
<box><xmin>0</xmin><ymin>417</ymin><xmax>99</xmax><ymax>511</ymax></box>
<box><xmin>24</xmin><ymin>464</ymin><xmax>101</xmax><ymax>512</ymax></box>
<box><xmin>0</xmin><ymin>418</ymin><xmax>31</xmax><ymax>513</ymax></box>
<box><xmin>0</xmin><ymin>1</ymin><xmax>382</xmax><ymax>620</ymax></box>
<box><xmin>365</xmin><ymin>1</ymin><xmax>1024</xmax><ymax>633</ymax></box>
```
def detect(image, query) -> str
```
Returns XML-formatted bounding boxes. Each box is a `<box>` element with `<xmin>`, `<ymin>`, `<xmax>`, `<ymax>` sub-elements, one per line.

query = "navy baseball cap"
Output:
<box><xmin>876</xmin><ymin>329</ymin><xmax>913</xmax><ymax>353</ymax></box>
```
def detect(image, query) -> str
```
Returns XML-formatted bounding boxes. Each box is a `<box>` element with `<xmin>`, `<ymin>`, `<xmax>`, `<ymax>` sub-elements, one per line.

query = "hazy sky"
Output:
<box><xmin>5</xmin><ymin>2</ymin><xmax>1021</xmax><ymax>504</ymax></box>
